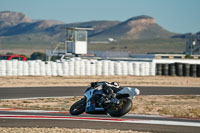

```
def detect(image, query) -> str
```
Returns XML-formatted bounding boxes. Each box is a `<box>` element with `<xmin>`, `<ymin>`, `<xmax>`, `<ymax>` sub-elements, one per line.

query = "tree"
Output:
<box><xmin>30</xmin><ymin>52</ymin><xmax>46</xmax><ymax>61</ymax></box>
<box><xmin>6</xmin><ymin>52</ymin><xmax>15</xmax><ymax>55</ymax></box>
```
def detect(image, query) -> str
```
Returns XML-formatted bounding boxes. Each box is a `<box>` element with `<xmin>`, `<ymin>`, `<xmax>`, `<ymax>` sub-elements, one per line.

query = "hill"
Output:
<box><xmin>0</xmin><ymin>11</ymin><xmax>32</xmax><ymax>29</ymax></box>
<box><xmin>0</xmin><ymin>11</ymin><xmax>187</xmax><ymax>55</ymax></box>
<box><xmin>44</xmin><ymin>20</ymin><xmax>120</xmax><ymax>41</ymax></box>
<box><xmin>90</xmin><ymin>15</ymin><xmax>175</xmax><ymax>40</ymax></box>
<box><xmin>0</xmin><ymin>11</ymin><xmax>176</xmax><ymax>41</ymax></box>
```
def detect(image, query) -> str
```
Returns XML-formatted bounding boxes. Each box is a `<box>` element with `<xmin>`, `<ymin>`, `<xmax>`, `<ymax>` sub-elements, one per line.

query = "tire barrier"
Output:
<box><xmin>169</xmin><ymin>64</ymin><xmax>175</xmax><ymax>76</ymax></box>
<box><xmin>156</xmin><ymin>62</ymin><xmax>200</xmax><ymax>77</ymax></box>
<box><xmin>156</xmin><ymin>64</ymin><xmax>162</xmax><ymax>76</ymax></box>
<box><xmin>197</xmin><ymin>65</ymin><xmax>200</xmax><ymax>77</ymax></box>
<box><xmin>190</xmin><ymin>64</ymin><xmax>197</xmax><ymax>77</ymax></box>
<box><xmin>0</xmin><ymin>59</ymin><xmax>156</xmax><ymax>76</ymax></box>
<box><xmin>183</xmin><ymin>63</ymin><xmax>190</xmax><ymax>77</ymax></box>
<box><xmin>175</xmin><ymin>63</ymin><xmax>183</xmax><ymax>76</ymax></box>
<box><xmin>162</xmin><ymin>64</ymin><xmax>169</xmax><ymax>76</ymax></box>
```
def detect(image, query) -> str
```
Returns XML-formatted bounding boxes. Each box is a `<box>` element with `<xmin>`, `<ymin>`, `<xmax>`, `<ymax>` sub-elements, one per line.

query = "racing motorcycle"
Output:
<box><xmin>69</xmin><ymin>84</ymin><xmax>140</xmax><ymax>117</ymax></box>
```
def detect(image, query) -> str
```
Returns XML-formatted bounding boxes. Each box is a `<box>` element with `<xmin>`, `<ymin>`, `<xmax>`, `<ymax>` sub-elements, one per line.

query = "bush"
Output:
<box><xmin>30</xmin><ymin>52</ymin><xmax>46</xmax><ymax>61</ymax></box>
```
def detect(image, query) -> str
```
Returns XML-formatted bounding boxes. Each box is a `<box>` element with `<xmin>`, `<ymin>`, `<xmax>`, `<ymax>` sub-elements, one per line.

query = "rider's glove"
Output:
<box><xmin>91</xmin><ymin>82</ymin><xmax>97</xmax><ymax>87</ymax></box>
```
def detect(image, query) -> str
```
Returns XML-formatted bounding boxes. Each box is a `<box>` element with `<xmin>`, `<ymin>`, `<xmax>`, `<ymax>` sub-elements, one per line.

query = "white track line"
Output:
<box><xmin>1</xmin><ymin>96</ymin><xmax>75</xmax><ymax>100</ymax></box>
<box><xmin>0</xmin><ymin>108</ymin><xmax>65</xmax><ymax>113</ymax></box>
<box><xmin>0</xmin><ymin>114</ymin><xmax>200</xmax><ymax>127</ymax></box>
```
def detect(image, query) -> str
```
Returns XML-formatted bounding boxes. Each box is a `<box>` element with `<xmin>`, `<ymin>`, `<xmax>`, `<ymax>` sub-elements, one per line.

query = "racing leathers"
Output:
<box><xmin>91</xmin><ymin>81</ymin><xmax>122</xmax><ymax>99</ymax></box>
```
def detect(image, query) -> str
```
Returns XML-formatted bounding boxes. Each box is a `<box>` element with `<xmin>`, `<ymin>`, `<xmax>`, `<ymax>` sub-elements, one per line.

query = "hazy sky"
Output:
<box><xmin>0</xmin><ymin>0</ymin><xmax>200</xmax><ymax>33</ymax></box>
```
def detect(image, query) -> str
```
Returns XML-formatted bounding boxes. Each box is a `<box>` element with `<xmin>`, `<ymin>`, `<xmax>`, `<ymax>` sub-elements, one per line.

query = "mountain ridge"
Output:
<box><xmin>90</xmin><ymin>15</ymin><xmax>175</xmax><ymax>40</ymax></box>
<box><xmin>0</xmin><ymin>11</ymin><xmax>187</xmax><ymax>42</ymax></box>
<box><xmin>0</xmin><ymin>11</ymin><xmax>32</xmax><ymax>28</ymax></box>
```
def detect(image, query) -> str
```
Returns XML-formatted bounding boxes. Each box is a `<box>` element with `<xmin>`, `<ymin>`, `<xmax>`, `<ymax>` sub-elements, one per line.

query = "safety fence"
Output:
<box><xmin>0</xmin><ymin>59</ymin><xmax>156</xmax><ymax>76</ymax></box>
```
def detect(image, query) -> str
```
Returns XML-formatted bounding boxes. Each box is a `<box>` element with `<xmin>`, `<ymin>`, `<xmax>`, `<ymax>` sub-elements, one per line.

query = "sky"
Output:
<box><xmin>0</xmin><ymin>0</ymin><xmax>200</xmax><ymax>33</ymax></box>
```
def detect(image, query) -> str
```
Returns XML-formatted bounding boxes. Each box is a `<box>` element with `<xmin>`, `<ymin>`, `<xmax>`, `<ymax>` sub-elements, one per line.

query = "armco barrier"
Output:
<box><xmin>0</xmin><ymin>59</ymin><xmax>156</xmax><ymax>76</ymax></box>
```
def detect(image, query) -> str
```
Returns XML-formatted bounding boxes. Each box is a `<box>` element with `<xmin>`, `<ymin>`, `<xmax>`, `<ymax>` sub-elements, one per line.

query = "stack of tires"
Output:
<box><xmin>23</xmin><ymin>61</ymin><xmax>29</xmax><ymax>76</ymax></box>
<box><xmin>114</xmin><ymin>62</ymin><xmax>122</xmax><ymax>75</ymax></box>
<box><xmin>133</xmin><ymin>62</ymin><xmax>140</xmax><ymax>76</ymax></box>
<box><xmin>62</xmin><ymin>61</ymin><xmax>68</xmax><ymax>76</ymax></box>
<box><xmin>68</xmin><ymin>61</ymin><xmax>75</xmax><ymax>76</ymax></box>
<box><xmin>127</xmin><ymin>62</ymin><xmax>134</xmax><ymax>75</ymax></box>
<box><xmin>96</xmin><ymin>61</ymin><xmax>102</xmax><ymax>76</ymax></box>
<box><xmin>90</xmin><ymin>60</ymin><xmax>96</xmax><ymax>76</ymax></box>
<box><xmin>46</xmin><ymin>61</ymin><xmax>52</xmax><ymax>76</ymax></box>
<box><xmin>40</xmin><ymin>61</ymin><xmax>46</xmax><ymax>76</ymax></box>
<box><xmin>0</xmin><ymin>59</ymin><xmax>158</xmax><ymax>76</ymax></box>
<box><xmin>28</xmin><ymin>61</ymin><xmax>35</xmax><ymax>76</ymax></box>
<box><xmin>102</xmin><ymin>60</ymin><xmax>109</xmax><ymax>76</ymax></box>
<box><xmin>108</xmin><ymin>61</ymin><xmax>115</xmax><ymax>75</ymax></box>
<box><xmin>85</xmin><ymin>60</ymin><xmax>91</xmax><ymax>76</ymax></box>
<box><xmin>156</xmin><ymin>63</ymin><xmax>200</xmax><ymax>77</ymax></box>
<box><xmin>12</xmin><ymin>60</ymin><xmax>18</xmax><ymax>76</ymax></box>
<box><xmin>35</xmin><ymin>61</ymin><xmax>40</xmax><ymax>76</ymax></box>
<box><xmin>149</xmin><ymin>62</ymin><xmax>156</xmax><ymax>76</ymax></box>
<box><xmin>0</xmin><ymin>61</ymin><xmax>6</xmax><ymax>76</ymax></box>
<box><xmin>74</xmin><ymin>61</ymin><xmax>81</xmax><ymax>76</ymax></box>
<box><xmin>80</xmin><ymin>60</ymin><xmax>86</xmax><ymax>76</ymax></box>
<box><xmin>57</xmin><ymin>62</ymin><xmax>63</xmax><ymax>76</ymax></box>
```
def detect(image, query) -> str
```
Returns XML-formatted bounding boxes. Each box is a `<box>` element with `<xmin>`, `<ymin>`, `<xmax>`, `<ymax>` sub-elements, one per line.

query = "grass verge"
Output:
<box><xmin>1</xmin><ymin>95</ymin><xmax>199</xmax><ymax>118</ymax></box>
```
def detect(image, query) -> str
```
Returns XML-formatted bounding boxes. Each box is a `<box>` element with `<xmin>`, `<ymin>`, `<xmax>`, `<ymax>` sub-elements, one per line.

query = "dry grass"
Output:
<box><xmin>0</xmin><ymin>97</ymin><xmax>79</xmax><ymax>111</ymax></box>
<box><xmin>0</xmin><ymin>127</ymin><xmax>151</xmax><ymax>133</ymax></box>
<box><xmin>1</xmin><ymin>95</ymin><xmax>200</xmax><ymax>118</ymax></box>
<box><xmin>0</xmin><ymin>76</ymin><xmax>200</xmax><ymax>87</ymax></box>
<box><xmin>132</xmin><ymin>95</ymin><xmax>200</xmax><ymax>118</ymax></box>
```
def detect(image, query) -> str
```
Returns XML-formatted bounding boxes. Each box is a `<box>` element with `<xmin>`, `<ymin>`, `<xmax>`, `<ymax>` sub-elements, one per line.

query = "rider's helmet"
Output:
<box><xmin>111</xmin><ymin>82</ymin><xmax>120</xmax><ymax>88</ymax></box>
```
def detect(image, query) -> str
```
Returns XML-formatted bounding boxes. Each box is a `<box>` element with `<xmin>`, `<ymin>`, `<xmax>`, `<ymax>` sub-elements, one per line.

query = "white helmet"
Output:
<box><xmin>111</xmin><ymin>82</ymin><xmax>119</xmax><ymax>88</ymax></box>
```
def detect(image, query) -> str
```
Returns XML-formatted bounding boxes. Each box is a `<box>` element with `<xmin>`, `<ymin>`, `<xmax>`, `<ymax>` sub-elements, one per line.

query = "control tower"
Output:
<box><xmin>46</xmin><ymin>27</ymin><xmax>93</xmax><ymax>61</ymax></box>
<box><xmin>66</xmin><ymin>27</ymin><xmax>93</xmax><ymax>55</ymax></box>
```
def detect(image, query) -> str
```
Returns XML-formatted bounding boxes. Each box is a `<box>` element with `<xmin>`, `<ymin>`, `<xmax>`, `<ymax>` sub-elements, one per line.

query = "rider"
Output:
<box><xmin>90</xmin><ymin>81</ymin><xmax>122</xmax><ymax>99</ymax></box>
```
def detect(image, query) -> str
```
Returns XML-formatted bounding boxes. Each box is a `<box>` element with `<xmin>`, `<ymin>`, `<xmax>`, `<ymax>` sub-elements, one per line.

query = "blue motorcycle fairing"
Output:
<box><xmin>84</xmin><ymin>88</ymin><xmax>105</xmax><ymax>113</ymax></box>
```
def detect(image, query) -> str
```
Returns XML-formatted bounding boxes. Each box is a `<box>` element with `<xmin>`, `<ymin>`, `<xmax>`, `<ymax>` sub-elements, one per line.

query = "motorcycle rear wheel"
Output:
<box><xmin>69</xmin><ymin>98</ymin><xmax>86</xmax><ymax>115</ymax></box>
<box><xmin>107</xmin><ymin>97</ymin><xmax>132</xmax><ymax>117</ymax></box>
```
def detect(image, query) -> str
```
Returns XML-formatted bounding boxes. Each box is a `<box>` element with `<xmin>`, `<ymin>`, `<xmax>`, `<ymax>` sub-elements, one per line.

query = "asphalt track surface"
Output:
<box><xmin>0</xmin><ymin>109</ymin><xmax>200</xmax><ymax>133</ymax></box>
<box><xmin>0</xmin><ymin>86</ymin><xmax>200</xmax><ymax>132</ymax></box>
<box><xmin>0</xmin><ymin>86</ymin><xmax>200</xmax><ymax>99</ymax></box>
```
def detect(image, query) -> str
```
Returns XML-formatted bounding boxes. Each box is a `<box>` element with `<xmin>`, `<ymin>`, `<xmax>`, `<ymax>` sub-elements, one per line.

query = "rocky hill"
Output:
<box><xmin>0</xmin><ymin>11</ymin><xmax>64</xmax><ymax>36</ymax></box>
<box><xmin>90</xmin><ymin>15</ymin><xmax>175</xmax><ymax>40</ymax></box>
<box><xmin>0</xmin><ymin>11</ymin><xmax>32</xmax><ymax>28</ymax></box>
<box><xmin>0</xmin><ymin>11</ymin><xmax>178</xmax><ymax>42</ymax></box>
<box><xmin>44</xmin><ymin>20</ymin><xmax>120</xmax><ymax>41</ymax></box>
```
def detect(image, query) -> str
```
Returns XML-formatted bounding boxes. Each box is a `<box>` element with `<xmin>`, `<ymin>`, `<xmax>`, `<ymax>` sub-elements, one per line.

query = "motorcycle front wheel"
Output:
<box><xmin>69</xmin><ymin>98</ymin><xmax>86</xmax><ymax>115</ymax></box>
<box><xmin>107</xmin><ymin>97</ymin><xmax>132</xmax><ymax>117</ymax></box>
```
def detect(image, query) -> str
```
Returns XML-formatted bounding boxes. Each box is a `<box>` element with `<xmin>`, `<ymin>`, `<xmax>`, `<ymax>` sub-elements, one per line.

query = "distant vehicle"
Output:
<box><xmin>0</xmin><ymin>55</ymin><xmax>26</xmax><ymax>61</ymax></box>
<box><xmin>107</xmin><ymin>38</ymin><xmax>116</xmax><ymax>42</ymax></box>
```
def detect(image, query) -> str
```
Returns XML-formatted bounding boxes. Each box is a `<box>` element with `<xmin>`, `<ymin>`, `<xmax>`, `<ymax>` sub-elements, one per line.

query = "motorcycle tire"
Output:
<box><xmin>107</xmin><ymin>97</ymin><xmax>132</xmax><ymax>117</ymax></box>
<box><xmin>69</xmin><ymin>98</ymin><xmax>86</xmax><ymax>115</ymax></box>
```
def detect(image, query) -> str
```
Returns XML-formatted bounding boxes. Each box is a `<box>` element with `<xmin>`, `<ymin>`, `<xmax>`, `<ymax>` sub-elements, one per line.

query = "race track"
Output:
<box><xmin>0</xmin><ymin>108</ymin><xmax>200</xmax><ymax>133</ymax></box>
<box><xmin>0</xmin><ymin>86</ymin><xmax>200</xmax><ymax>99</ymax></box>
<box><xmin>0</xmin><ymin>86</ymin><xmax>200</xmax><ymax>133</ymax></box>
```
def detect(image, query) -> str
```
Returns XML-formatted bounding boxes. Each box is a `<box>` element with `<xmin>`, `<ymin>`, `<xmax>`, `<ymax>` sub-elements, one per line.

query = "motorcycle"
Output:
<box><xmin>69</xmin><ymin>85</ymin><xmax>140</xmax><ymax>117</ymax></box>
